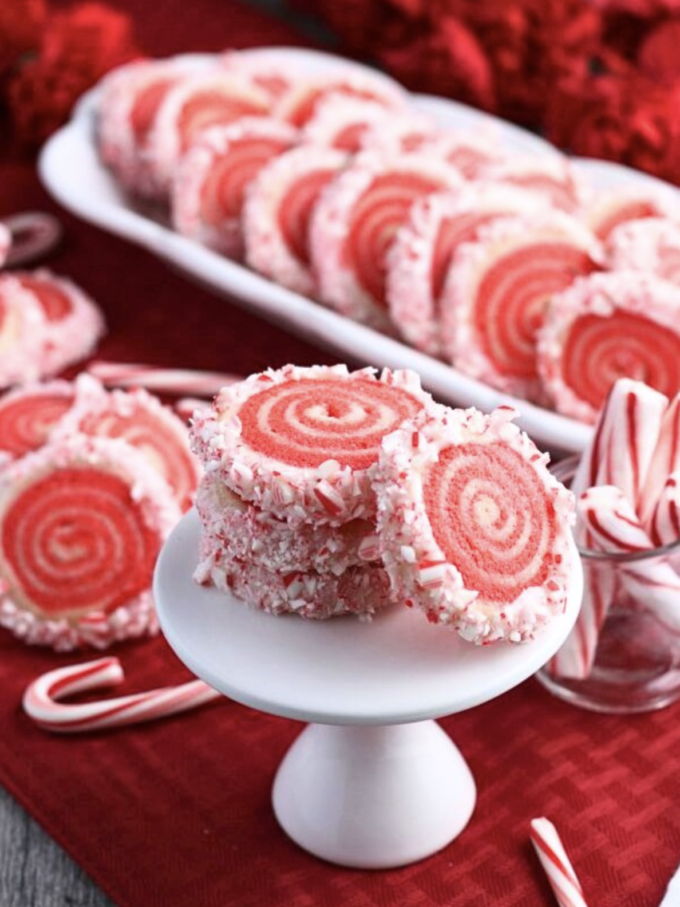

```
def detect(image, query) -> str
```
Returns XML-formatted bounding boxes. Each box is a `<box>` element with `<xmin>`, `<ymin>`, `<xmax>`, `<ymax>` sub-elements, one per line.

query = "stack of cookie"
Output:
<box><xmin>190</xmin><ymin>363</ymin><xmax>434</xmax><ymax>619</ymax></box>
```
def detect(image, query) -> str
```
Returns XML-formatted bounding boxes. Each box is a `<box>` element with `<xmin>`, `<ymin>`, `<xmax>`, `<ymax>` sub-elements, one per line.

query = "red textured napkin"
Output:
<box><xmin>1</xmin><ymin>2</ymin><xmax>679</xmax><ymax>906</ymax></box>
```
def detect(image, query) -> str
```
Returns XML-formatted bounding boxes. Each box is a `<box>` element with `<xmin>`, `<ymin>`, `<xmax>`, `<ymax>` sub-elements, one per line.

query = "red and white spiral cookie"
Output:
<box><xmin>10</xmin><ymin>270</ymin><xmax>106</xmax><ymax>376</ymax></box>
<box><xmin>375</xmin><ymin>405</ymin><xmax>574</xmax><ymax>644</ymax></box>
<box><xmin>354</xmin><ymin>113</ymin><xmax>439</xmax><ymax>156</ymax></box>
<box><xmin>97</xmin><ymin>58</ymin><xmax>204</xmax><ymax>200</ymax></box>
<box><xmin>422</xmin><ymin>129</ymin><xmax>504</xmax><ymax>179</ymax></box>
<box><xmin>53</xmin><ymin>376</ymin><xmax>199</xmax><ymax>512</ymax></box>
<box><xmin>301</xmin><ymin>95</ymin><xmax>396</xmax><ymax>153</ymax></box>
<box><xmin>387</xmin><ymin>185</ymin><xmax>548</xmax><ymax>357</ymax></box>
<box><xmin>273</xmin><ymin>70</ymin><xmax>407</xmax><ymax>128</ymax></box>
<box><xmin>311</xmin><ymin>151</ymin><xmax>463</xmax><ymax>331</ymax></box>
<box><xmin>195</xmin><ymin>471</ymin><xmax>378</xmax><ymax>574</ymax></box>
<box><xmin>243</xmin><ymin>146</ymin><xmax>347</xmax><ymax>296</ymax></box>
<box><xmin>585</xmin><ymin>188</ymin><xmax>674</xmax><ymax>241</ymax></box>
<box><xmin>0</xmin><ymin>277</ymin><xmax>50</xmax><ymax>388</ymax></box>
<box><xmin>479</xmin><ymin>156</ymin><xmax>587</xmax><ymax>212</ymax></box>
<box><xmin>0</xmin><ymin>380</ymin><xmax>75</xmax><ymax>463</ymax></box>
<box><xmin>538</xmin><ymin>271</ymin><xmax>680</xmax><ymax>423</ymax></box>
<box><xmin>219</xmin><ymin>50</ymin><xmax>301</xmax><ymax>102</ymax></box>
<box><xmin>0</xmin><ymin>435</ymin><xmax>180</xmax><ymax>650</ymax></box>
<box><xmin>607</xmin><ymin>217</ymin><xmax>680</xmax><ymax>284</ymax></box>
<box><xmin>172</xmin><ymin>118</ymin><xmax>297</xmax><ymax>257</ymax></box>
<box><xmin>195</xmin><ymin>538</ymin><xmax>391</xmax><ymax>619</ymax></box>
<box><xmin>441</xmin><ymin>211</ymin><xmax>602</xmax><ymax>400</ymax></box>
<box><xmin>190</xmin><ymin>364</ymin><xmax>434</xmax><ymax>526</ymax></box>
<box><xmin>146</xmin><ymin>72</ymin><xmax>271</xmax><ymax>197</ymax></box>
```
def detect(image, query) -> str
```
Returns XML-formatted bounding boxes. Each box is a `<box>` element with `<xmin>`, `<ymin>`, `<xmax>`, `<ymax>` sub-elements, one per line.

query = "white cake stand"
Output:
<box><xmin>154</xmin><ymin>510</ymin><xmax>582</xmax><ymax>870</ymax></box>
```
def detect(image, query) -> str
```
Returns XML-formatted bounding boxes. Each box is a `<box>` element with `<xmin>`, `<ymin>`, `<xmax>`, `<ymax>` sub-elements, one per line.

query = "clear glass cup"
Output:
<box><xmin>536</xmin><ymin>457</ymin><xmax>680</xmax><ymax>714</ymax></box>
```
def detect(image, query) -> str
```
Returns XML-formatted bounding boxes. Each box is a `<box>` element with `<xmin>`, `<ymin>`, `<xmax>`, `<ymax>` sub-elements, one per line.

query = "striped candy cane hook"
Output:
<box><xmin>23</xmin><ymin>658</ymin><xmax>221</xmax><ymax>734</ymax></box>
<box><xmin>530</xmin><ymin>817</ymin><xmax>589</xmax><ymax>907</ymax></box>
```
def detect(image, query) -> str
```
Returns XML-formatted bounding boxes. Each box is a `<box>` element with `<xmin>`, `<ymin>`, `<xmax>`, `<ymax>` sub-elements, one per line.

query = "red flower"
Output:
<box><xmin>547</xmin><ymin>68</ymin><xmax>680</xmax><ymax>183</ymax></box>
<box><xmin>378</xmin><ymin>14</ymin><xmax>495</xmax><ymax>111</ymax></box>
<box><xmin>0</xmin><ymin>0</ymin><xmax>46</xmax><ymax>78</ymax></box>
<box><xmin>7</xmin><ymin>2</ymin><xmax>141</xmax><ymax>150</ymax></box>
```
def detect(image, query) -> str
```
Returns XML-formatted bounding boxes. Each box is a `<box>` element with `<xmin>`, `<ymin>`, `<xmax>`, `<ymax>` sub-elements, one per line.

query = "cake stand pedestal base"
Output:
<box><xmin>273</xmin><ymin>720</ymin><xmax>475</xmax><ymax>869</ymax></box>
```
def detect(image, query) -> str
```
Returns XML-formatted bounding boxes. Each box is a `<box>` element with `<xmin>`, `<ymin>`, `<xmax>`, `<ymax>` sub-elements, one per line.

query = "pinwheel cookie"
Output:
<box><xmin>0</xmin><ymin>278</ymin><xmax>51</xmax><ymax>388</ymax></box>
<box><xmin>243</xmin><ymin>146</ymin><xmax>347</xmax><ymax>296</ymax></box>
<box><xmin>0</xmin><ymin>435</ymin><xmax>181</xmax><ymax>650</ymax></box>
<box><xmin>195</xmin><ymin>472</ymin><xmax>378</xmax><ymax>575</ymax></box>
<box><xmin>219</xmin><ymin>50</ymin><xmax>301</xmax><ymax>101</ymax></box>
<box><xmin>53</xmin><ymin>376</ymin><xmax>199</xmax><ymax>511</ymax></box>
<box><xmin>195</xmin><ymin>541</ymin><xmax>391</xmax><ymax>620</ymax></box>
<box><xmin>423</xmin><ymin>129</ymin><xmax>504</xmax><ymax>178</ymax></box>
<box><xmin>387</xmin><ymin>185</ymin><xmax>547</xmax><ymax>357</ymax></box>
<box><xmin>273</xmin><ymin>70</ymin><xmax>407</xmax><ymax>127</ymax></box>
<box><xmin>311</xmin><ymin>151</ymin><xmax>463</xmax><ymax>331</ymax></box>
<box><xmin>147</xmin><ymin>72</ymin><xmax>271</xmax><ymax>197</ymax></box>
<box><xmin>0</xmin><ymin>380</ymin><xmax>76</xmax><ymax>463</ymax></box>
<box><xmin>97</xmin><ymin>58</ymin><xmax>203</xmax><ymax>199</ymax></box>
<box><xmin>190</xmin><ymin>364</ymin><xmax>435</xmax><ymax>526</ymax></box>
<box><xmin>301</xmin><ymin>96</ymin><xmax>396</xmax><ymax>153</ymax></box>
<box><xmin>585</xmin><ymin>187</ymin><xmax>673</xmax><ymax>241</ymax></box>
<box><xmin>9</xmin><ymin>270</ymin><xmax>106</xmax><ymax>377</ymax></box>
<box><xmin>172</xmin><ymin>118</ymin><xmax>298</xmax><ymax>257</ymax></box>
<box><xmin>375</xmin><ymin>405</ymin><xmax>574</xmax><ymax>644</ymax></box>
<box><xmin>440</xmin><ymin>211</ymin><xmax>602</xmax><ymax>400</ymax></box>
<box><xmin>538</xmin><ymin>271</ymin><xmax>680</xmax><ymax>423</ymax></box>
<box><xmin>479</xmin><ymin>156</ymin><xmax>587</xmax><ymax>212</ymax></box>
<box><xmin>607</xmin><ymin>218</ymin><xmax>680</xmax><ymax>284</ymax></box>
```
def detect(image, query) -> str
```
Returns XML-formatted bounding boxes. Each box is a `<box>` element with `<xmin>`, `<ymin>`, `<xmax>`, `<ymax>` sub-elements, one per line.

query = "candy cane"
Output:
<box><xmin>87</xmin><ymin>362</ymin><xmax>241</xmax><ymax>397</ymax></box>
<box><xmin>3</xmin><ymin>212</ymin><xmax>63</xmax><ymax>267</ymax></box>
<box><xmin>580</xmin><ymin>486</ymin><xmax>680</xmax><ymax>634</ymax></box>
<box><xmin>650</xmin><ymin>473</ymin><xmax>680</xmax><ymax>548</ymax></box>
<box><xmin>23</xmin><ymin>658</ymin><xmax>220</xmax><ymax>733</ymax></box>
<box><xmin>593</xmin><ymin>379</ymin><xmax>667</xmax><ymax>511</ymax></box>
<box><xmin>640</xmin><ymin>393</ymin><xmax>680</xmax><ymax>526</ymax></box>
<box><xmin>530</xmin><ymin>817</ymin><xmax>589</xmax><ymax>907</ymax></box>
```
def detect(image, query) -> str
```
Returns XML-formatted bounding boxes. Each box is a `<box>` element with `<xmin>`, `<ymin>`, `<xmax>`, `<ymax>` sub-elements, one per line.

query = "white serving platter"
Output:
<box><xmin>38</xmin><ymin>47</ymin><xmax>680</xmax><ymax>453</ymax></box>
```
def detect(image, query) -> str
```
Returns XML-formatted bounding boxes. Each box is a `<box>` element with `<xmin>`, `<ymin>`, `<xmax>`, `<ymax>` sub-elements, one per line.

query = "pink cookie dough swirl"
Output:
<box><xmin>387</xmin><ymin>185</ymin><xmax>549</xmax><ymax>357</ymax></box>
<box><xmin>97</xmin><ymin>58</ymin><xmax>206</xmax><ymax>200</ymax></box>
<box><xmin>195</xmin><ymin>539</ymin><xmax>391</xmax><ymax>620</ymax></box>
<box><xmin>195</xmin><ymin>472</ymin><xmax>378</xmax><ymax>575</ymax></box>
<box><xmin>9</xmin><ymin>270</ymin><xmax>106</xmax><ymax>377</ymax></box>
<box><xmin>478</xmin><ymin>156</ymin><xmax>588</xmax><ymax>212</ymax></box>
<box><xmin>172</xmin><ymin>118</ymin><xmax>298</xmax><ymax>258</ymax></box>
<box><xmin>0</xmin><ymin>380</ymin><xmax>75</xmax><ymax>463</ymax></box>
<box><xmin>441</xmin><ymin>211</ymin><xmax>602</xmax><ymax>401</ymax></box>
<box><xmin>243</xmin><ymin>145</ymin><xmax>347</xmax><ymax>297</ymax></box>
<box><xmin>273</xmin><ymin>70</ymin><xmax>408</xmax><ymax>128</ymax></box>
<box><xmin>375</xmin><ymin>405</ymin><xmax>574</xmax><ymax>644</ymax></box>
<box><xmin>607</xmin><ymin>217</ymin><xmax>680</xmax><ymax>284</ymax></box>
<box><xmin>585</xmin><ymin>187</ymin><xmax>674</xmax><ymax>241</ymax></box>
<box><xmin>0</xmin><ymin>435</ymin><xmax>181</xmax><ymax>651</ymax></box>
<box><xmin>219</xmin><ymin>50</ymin><xmax>302</xmax><ymax>102</ymax></box>
<box><xmin>190</xmin><ymin>364</ymin><xmax>435</xmax><ymax>526</ymax></box>
<box><xmin>0</xmin><ymin>276</ymin><xmax>52</xmax><ymax>389</ymax></box>
<box><xmin>301</xmin><ymin>95</ymin><xmax>397</xmax><ymax>154</ymax></box>
<box><xmin>146</xmin><ymin>72</ymin><xmax>271</xmax><ymax>198</ymax></box>
<box><xmin>538</xmin><ymin>271</ymin><xmax>680</xmax><ymax>424</ymax></box>
<box><xmin>53</xmin><ymin>375</ymin><xmax>200</xmax><ymax>512</ymax></box>
<box><xmin>310</xmin><ymin>151</ymin><xmax>463</xmax><ymax>332</ymax></box>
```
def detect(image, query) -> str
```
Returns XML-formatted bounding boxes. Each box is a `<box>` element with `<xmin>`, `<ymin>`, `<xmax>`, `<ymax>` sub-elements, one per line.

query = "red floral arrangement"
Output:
<box><xmin>295</xmin><ymin>0</ymin><xmax>680</xmax><ymax>184</ymax></box>
<box><xmin>0</xmin><ymin>0</ymin><xmax>141</xmax><ymax>152</ymax></box>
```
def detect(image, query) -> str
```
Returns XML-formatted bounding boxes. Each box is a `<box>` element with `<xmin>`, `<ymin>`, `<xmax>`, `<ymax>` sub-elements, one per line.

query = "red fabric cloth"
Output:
<box><xmin>0</xmin><ymin>2</ymin><xmax>679</xmax><ymax>906</ymax></box>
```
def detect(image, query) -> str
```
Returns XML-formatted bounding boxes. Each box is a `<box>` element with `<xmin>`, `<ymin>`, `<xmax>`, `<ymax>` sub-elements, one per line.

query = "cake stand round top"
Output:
<box><xmin>154</xmin><ymin>510</ymin><xmax>583</xmax><ymax>726</ymax></box>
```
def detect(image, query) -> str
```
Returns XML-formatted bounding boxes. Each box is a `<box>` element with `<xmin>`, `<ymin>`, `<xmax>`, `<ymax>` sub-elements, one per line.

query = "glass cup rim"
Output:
<box><xmin>552</xmin><ymin>454</ymin><xmax>680</xmax><ymax>564</ymax></box>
